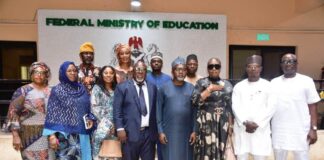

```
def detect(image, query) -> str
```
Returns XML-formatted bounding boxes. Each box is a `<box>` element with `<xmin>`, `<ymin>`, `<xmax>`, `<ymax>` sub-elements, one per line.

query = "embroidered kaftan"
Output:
<box><xmin>232</xmin><ymin>78</ymin><xmax>276</xmax><ymax>156</ymax></box>
<box><xmin>157</xmin><ymin>81</ymin><xmax>196</xmax><ymax>160</ymax></box>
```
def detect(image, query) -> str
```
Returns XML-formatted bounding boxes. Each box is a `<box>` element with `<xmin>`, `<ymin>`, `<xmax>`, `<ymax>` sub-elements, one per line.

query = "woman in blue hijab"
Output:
<box><xmin>43</xmin><ymin>61</ymin><xmax>95</xmax><ymax>160</ymax></box>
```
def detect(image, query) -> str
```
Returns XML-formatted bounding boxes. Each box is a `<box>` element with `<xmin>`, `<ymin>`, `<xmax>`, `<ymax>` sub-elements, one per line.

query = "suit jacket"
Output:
<box><xmin>113</xmin><ymin>79</ymin><xmax>158</xmax><ymax>142</ymax></box>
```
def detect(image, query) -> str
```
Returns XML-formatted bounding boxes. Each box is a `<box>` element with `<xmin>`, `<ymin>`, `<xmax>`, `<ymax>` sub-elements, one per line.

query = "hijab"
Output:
<box><xmin>44</xmin><ymin>61</ymin><xmax>91</xmax><ymax>134</ymax></box>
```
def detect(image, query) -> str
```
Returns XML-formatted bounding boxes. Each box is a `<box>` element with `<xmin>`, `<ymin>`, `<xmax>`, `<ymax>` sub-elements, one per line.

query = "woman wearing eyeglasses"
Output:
<box><xmin>6</xmin><ymin>62</ymin><xmax>52</xmax><ymax>160</ymax></box>
<box><xmin>192</xmin><ymin>57</ymin><xmax>234</xmax><ymax>160</ymax></box>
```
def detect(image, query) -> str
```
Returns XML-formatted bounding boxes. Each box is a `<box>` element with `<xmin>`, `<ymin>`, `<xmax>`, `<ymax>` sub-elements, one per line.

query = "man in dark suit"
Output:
<box><xmin>113</xmin><ymin>60</ymin><xmax>158</xmax><ymax>160</ymax></box>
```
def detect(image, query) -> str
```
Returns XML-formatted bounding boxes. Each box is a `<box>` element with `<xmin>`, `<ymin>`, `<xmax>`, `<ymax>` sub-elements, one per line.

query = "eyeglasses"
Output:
<box><xmin>246</xmin><ymin>64</ymin><xmax>261</xmax><ymax>70</ymax></box>
<box><xmin>174</xmin><ymin>68</ymin><xmax>186</xmax><ymax>72</ymax></box>
<box><xmin>281</xmin><ymin>60</ymin><xmax>297</xmax><ymax>65</ymax></box>
<box><xmin>207</xmin><ymin>64</ymin><xmax>221</xmax><ymax>70</ymax></box>
<box><xmin>134</xmin><ymin>67</ymin><xmax>146</xmax><ymax>72</ymax></box>
<box><xmin>33</xmin><ymin>70</ymin><xmax>46</xmax><ymax>76</ymax></box>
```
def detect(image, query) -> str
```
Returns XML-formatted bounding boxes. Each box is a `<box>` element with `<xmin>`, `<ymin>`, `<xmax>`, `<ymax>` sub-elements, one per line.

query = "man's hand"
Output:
<box><xmin>117</xmin><ymin>130</ymin><xmax>127</xmax><ymax>143</ymax></box>
<box><xmin>189</xmin><ymin>132</ymin><xmax>196</xmax><ymax>145</ymax></box>
<box><xmin>307</xmin><ymin>129</ymin><xmax>317</xmax><ymax>145</ymax></box>
<box><xmin>244</xmin><ymin>121</ymin><xmax>259</xmax><ymax>133</ymax></box>
<box><xmin>159</xmin><ymin>133</ymin><xmax>168</xmax><ymax>144</ymax></box>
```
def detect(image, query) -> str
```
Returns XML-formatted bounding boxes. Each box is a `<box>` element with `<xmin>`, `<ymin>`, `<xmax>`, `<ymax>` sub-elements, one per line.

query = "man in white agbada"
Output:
<box><xmin>232</xmin><ymin>55</ymin><xmax>276</xmax><ymax>160</ymax></box>
<box><xmin>271</xmin><ymin>53</ymin><xmax>320</xmax><ymax>160</ymax></box>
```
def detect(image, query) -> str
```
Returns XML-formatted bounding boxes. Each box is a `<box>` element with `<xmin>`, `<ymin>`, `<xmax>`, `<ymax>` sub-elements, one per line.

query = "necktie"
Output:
<box><xmin>138</xmin><ymin>83</ymin><xmax>148</xmax><ymax>116</ymax></box>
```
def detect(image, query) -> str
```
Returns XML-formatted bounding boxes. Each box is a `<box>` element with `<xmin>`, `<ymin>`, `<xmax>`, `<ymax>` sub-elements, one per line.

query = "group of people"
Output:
<box><xmin>5</xmin><ymin>41</ymin><xmax>320</xmax><ymax>160</ymax></box>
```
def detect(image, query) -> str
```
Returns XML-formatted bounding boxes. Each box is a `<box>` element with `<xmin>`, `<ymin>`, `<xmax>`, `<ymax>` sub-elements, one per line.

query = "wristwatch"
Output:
<box><xmin>311</xmin><ymin>125</ymin><xmax>318</xmax><ymax>131</ymax></box>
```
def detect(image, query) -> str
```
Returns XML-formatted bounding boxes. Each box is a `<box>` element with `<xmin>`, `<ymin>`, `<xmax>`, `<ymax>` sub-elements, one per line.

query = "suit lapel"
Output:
<box><xmin>128</xmin><ymin>80</ymin><xmax>142</xmax><ymax>113</ymax></box>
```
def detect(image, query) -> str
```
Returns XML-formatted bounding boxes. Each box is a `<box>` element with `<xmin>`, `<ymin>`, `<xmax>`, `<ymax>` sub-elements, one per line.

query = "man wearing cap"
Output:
<box><xmin>146</xmin><ymin>52</ymin><xmax>171</xmax><ymax>160</ymax></box>
<box><xmin>271</xmin><ymin>53</ymin><xmax>320</xmax><ymax>160</ymax></box>
<box><xmin>185</xmin><ymin>54</ymin><xmax>203</xmax><ymax>85</ymax></box>
<box><xmin>77</xmin><ymin>42</ymin><xmax>100</xmax><ymax>92</ymax></box>
<box><xmin>157</xmin><ymin>57</ymin><xmax>196</xmax><ymax>160</ymax></box>
<box><xmin>232</xmin><ymin>55</ymin><xmax>276</xmax><ymax>160</ymax></box>
<box><xmin>146</xmin><ymin>52</ymin><xmax>172</xmax><ymax>89</ymax></box>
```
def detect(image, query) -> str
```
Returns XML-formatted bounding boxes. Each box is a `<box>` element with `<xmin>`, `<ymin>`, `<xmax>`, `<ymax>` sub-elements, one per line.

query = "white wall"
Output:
<box><xmin>38</xmin><ymin>10</ymin><xmax>227</xmax><ymax>85</ymax></box>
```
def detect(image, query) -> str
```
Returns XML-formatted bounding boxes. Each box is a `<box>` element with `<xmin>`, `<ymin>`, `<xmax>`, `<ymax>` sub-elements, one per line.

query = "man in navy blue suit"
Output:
<box><xmin>113</xmin><ymin>60</ymin><xmax>158</xmax><ymax>160</ymax></box>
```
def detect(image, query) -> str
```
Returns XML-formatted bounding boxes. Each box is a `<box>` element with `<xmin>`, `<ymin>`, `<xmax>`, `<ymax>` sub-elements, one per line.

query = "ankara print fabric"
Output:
<box><xmin>192</xmin><ymin>77</ymin><xmax>233</xmax><ymax>160</ymax></box>
<box><xmin>6</xmin><ymin>84</ymin><xmax>51</xmax><ymax>160</ymax></box>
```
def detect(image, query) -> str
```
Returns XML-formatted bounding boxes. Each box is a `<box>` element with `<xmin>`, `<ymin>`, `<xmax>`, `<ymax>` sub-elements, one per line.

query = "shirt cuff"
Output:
<box><xmin>117</xmin><ymin>128</ymin><xmax>125</xmax><ymax>131</ymax></box>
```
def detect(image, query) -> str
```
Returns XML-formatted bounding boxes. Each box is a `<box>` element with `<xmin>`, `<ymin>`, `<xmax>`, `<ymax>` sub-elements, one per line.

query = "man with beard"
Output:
<box><xmin>157</xmin><ymin>57</ymin><xmax>196</xmax><ymax>160</ymax></box>
<box><xmin>77</xmin><ymin>42</ymin><xmax>100</xmax><ymax>92</ymax></box>
<box><xmin>113</xmin><ymin>60</ymin><xmax>158</xmax><ymax>160</ymax></box>
<box><xmin>185</xmin><ymin>54</ymin><xmax>203</xmax><ymax>85</ymax></box>
<box><xmin>146</xmin><ymin>52</ymin><xmax>171</xmax><ymax>160</ymax></box>
<box><xmin>232</xmin><ymin>55</ymin><xmax>276</xmax><ymax>160</ymax></box>
<box><xmin>146</xmin><ymin>52</ymin><xmax>172</xmax><ymax>89</ymax></box>
<box><xmin>271</xmin><ymin>53</ymin><xmax>320</xmax><ymax>160</ymax></box>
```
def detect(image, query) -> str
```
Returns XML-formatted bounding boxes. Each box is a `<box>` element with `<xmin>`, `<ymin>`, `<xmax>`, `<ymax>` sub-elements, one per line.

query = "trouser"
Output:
<box><xmin>274</xmin><ymin>149</ymin><xmax>309</xmax><ymax>160</ymax></box>
<box><xmin>237</xmin><ymin>153</ymin><xmax>267</xmax><ymax>160</ymax></box>
<box><xmin>122</xmin><ymin>128</ymin><xmax>155</xmax><ymax>160</ymax></box>
<box><xmin>157</xmin><ymin>141</ymin><xmax>163</xmax><ymax>160</ymax></box>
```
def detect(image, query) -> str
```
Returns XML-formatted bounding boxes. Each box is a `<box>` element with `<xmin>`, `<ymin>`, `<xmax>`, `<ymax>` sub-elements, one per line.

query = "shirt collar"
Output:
<box><xmin>133</xmin><ymin>80</ymin><xmax>147</xmax><ymax>87</ymax></box>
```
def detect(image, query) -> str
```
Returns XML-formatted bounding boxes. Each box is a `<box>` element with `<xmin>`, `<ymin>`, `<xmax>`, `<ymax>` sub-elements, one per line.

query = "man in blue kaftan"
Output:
<box><xmin>157</xmin><ymin>57</ymin><xmax>197</xmax><ymax>160</ymax></box>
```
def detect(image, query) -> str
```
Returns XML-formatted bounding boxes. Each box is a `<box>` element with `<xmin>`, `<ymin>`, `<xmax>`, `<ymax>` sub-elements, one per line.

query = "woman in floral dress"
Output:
<box><xmin>6</xmin><ymin>62</ymin><xmax>52</xmax><ymax>160</ymax></box>
<box><xmin>91</xmin><ymin>65</ymin><xmax>118</xmax><ymax>159</ymax></box>
<box><xmin>192</xmin><ymin>58</ymin><xmax>233</xmax><ymax>160</ymax></box>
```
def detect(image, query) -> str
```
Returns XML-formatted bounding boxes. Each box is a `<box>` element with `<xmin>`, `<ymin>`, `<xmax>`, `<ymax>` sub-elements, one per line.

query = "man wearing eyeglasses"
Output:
<box><xmin>113</xmin><ymin>60</ymin><xmax>158</xmax><ymax>160</ymax></box>
<box><xmin>271</xmin><ymin>53</ymin><xmax>320</xmax><ymax>160</ymax></box>
<box><xmin>232</xmin><ymin>55</ymin><xmax>276</xmax><ymax>160</ymax></box>
<box><xmin>156</xmin><ymin>57</ymin><xmax>196</xmax><ymax>160</ymax></box>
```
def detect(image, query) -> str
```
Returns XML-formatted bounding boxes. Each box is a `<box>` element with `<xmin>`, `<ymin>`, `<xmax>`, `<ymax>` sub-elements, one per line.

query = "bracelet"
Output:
<box><xmin>229</xmin><ymin>125</ymin><xmax>233</xmax><ymax>128</ymax></box>
<box><xmin>206</xmin><ymin>88</ymin><xmax>212</xmax><ymax>93</ymax></box>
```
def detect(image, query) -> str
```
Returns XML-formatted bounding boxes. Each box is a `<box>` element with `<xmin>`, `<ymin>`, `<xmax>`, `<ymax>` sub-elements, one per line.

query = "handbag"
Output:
<box><xmin>98</xmin><ymin>139</ymin><xmax>122</xmax><ymax>158</ymax></box>
<box><xmin>225</xmin><ymin>135</ymin><xmax>236</xmax><ymax>160</ymax></box>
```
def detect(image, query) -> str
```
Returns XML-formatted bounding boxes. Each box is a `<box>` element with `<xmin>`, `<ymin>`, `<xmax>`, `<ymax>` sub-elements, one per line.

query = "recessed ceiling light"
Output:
<box><xmin>131</xmin><ymin>0</ymin><xmax>141</xmax><ymax>7</ymax></box>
